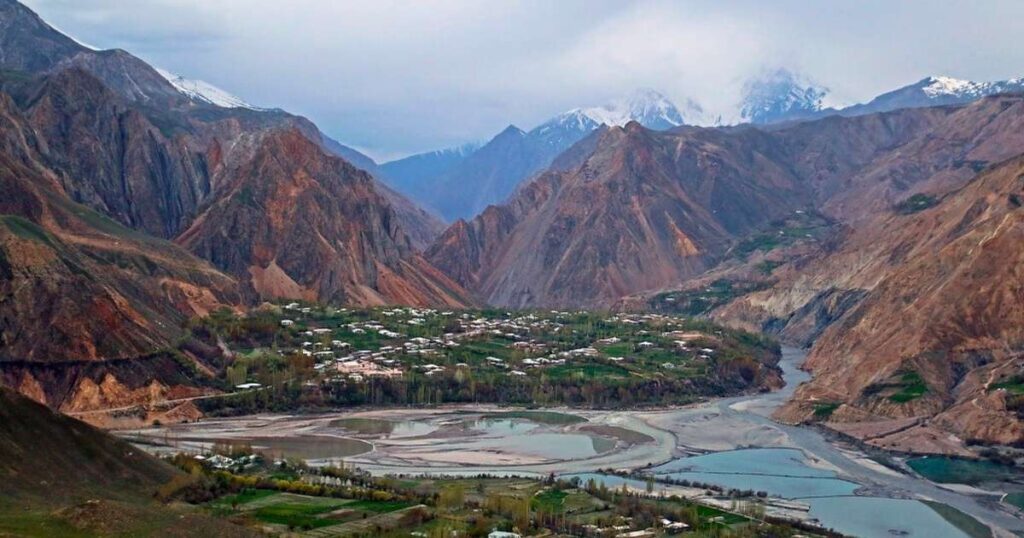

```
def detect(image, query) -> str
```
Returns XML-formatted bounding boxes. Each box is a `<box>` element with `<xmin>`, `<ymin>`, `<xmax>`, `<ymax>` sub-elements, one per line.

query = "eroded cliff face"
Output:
<box><xmin>0</xmin><ymin>92</ymin><xmax>240</xmax><ymax>363</ymax></box>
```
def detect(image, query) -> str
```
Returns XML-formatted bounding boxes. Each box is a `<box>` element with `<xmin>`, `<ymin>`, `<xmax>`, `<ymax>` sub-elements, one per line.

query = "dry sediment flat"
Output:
<box><xmin>120</xmin><ymin>406</ymin><xmax>679</xmax><ymax>474</ymax></box>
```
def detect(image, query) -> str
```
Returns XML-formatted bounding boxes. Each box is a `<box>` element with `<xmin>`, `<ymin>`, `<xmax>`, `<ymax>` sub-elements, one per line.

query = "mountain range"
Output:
<box><xmin>741</xmin><ymin>68</ymin><xmax>1024</xmax><ymax>125</ymax></box>
<box><xmin>1</xmin><ymin>0</ymin><xmax>1024</xmax><ymax>451</ymax></box>
<box><xmin>379</xmin><ymin>89</ymin><xmax>693</xmax><ymax>221</ymax></box>
<box><xmin>0</xmin><ymin>0</ymin><xmax>469</xmax><ymax>413</ymax></box>
<box><xmin>378</xmin><ymin>71</ymin><xmax>1024</xmax><ymax>226</ymax></box>
<box><xmin>427</xmin><ymin>93</ymin><xmax>1024</xmax><ymax>445</ymax></box>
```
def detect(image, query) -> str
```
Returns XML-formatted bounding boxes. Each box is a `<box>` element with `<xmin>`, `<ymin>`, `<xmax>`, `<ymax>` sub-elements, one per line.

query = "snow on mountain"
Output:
<box><xmin>920</xmin><ymin>75</ymin><xmax>981</xmax><ymax>98</ymax></box>
<box><xmin>740</xmin><ymin>69</ymin><xmax>828</xmax><ymax>124</ymax></box>
<box><xmin>553</xmin><ymin>88</ymin><xmax>687</xmax><ymax>131</ymax></box>
<box><xmin>834</xmin><ymin>75</ymin><xmax>1024</xmax><ymax>118</ymax></box>
<box><xmin>416</xmin><ymin>142</ymin><xmax>482</xmax><ymax>161</ymax></box>
<box><xmin>579</xmin><ymin>88</ymin><xmax>686</xmax><ymax>129</ymax></box>
<box><xmin>530</xmin><ymin>88</ymin><xmax>696</xmax><ymax>150</ymax></box>
<box><xmin>155</xmin><ymin>68</ymin><xmax>254</xmax><ymax>109</ymax></box>
<box><xmin>917</xmin><ymin>75</ymin><xmax>1024</xmax><ymax>99</ymax></box>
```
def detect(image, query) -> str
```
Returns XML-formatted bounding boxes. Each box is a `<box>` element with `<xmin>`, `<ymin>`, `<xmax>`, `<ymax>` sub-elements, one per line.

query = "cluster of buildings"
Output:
<box><xmin>254</xmin><ymin>305</ymin><xmax>724</xmax><ymax>387</ymax></box>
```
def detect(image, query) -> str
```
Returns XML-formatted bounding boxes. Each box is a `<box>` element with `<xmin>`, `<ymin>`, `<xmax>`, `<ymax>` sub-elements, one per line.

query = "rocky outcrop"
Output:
<box><xmin>0</xmin><ymin>90</ymin><xmax>239</xmax><ymax>363</ymax></box>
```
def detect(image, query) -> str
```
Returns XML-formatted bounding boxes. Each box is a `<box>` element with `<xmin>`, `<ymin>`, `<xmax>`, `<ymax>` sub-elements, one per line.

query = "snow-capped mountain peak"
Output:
<box><xmin>919</xmin><ymin>75</ymin><xmax>978</xmax><ymax>98</ymax></box>
<box><xmin>740</xmin><ymin>69</ymin><xmax>828</xmax><ymax>124</ymax></box>
<box><xmin>155</xmin><ymin>68</ymin><xmax>254</xmax><ymax>109</ymax></box>
<box><xmin>915</xmin><ymin>75</ymin><xmax>1024</xmax><ymax>100</ymax></box>
<box><xmin>530</xmin><ymin>89</ymin><xmax>694</xmax><ymax>148</ymax></box>
<box><xmin>573</xmin><ymin>88</ymin><xmax>685</xmax><ymax>130</ymax></box>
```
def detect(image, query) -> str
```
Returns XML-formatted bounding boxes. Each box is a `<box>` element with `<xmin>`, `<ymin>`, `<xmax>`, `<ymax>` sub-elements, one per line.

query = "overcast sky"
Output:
<box><xmin>23</xmin><ymin>0</ymin><xmax>1024</xmax><ymax>161</ymax></box>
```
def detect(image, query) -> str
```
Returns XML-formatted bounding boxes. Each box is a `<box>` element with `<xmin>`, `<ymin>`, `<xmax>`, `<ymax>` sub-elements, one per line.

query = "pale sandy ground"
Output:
<box><xmin>120</xmin><ymin>406</ymin><xmax>678</xmax><ymax>472</ymax></box>
<box><xmin>644</xmin><ymin>405</ymin><xmax>791</xmax><ymax>453</ymax></box>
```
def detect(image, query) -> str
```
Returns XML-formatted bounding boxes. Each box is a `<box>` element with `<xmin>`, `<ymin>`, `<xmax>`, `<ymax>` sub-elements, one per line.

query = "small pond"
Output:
<box><xmin>221</xmin><ymin>436</ymin><xmax>372</xmax><ymax>460</ymax></box>
<box><xmin>650</xmin><ymin>448</ymin><xmax>971</xmax><ymax>538</ymax></box>
<box><xmin>907</xmin><ymin>456</ymin><xmax>1023</xmax><ymax>486</ymax></box>
<box><xmin>330</xmin><ymin>417</ymin><xmax>436</xmax><ymax>438</ymax></box>
<box><xmin>809</xmin><ymin>497</ymin><xmax>968</xmax><ymax>538</ymax></box>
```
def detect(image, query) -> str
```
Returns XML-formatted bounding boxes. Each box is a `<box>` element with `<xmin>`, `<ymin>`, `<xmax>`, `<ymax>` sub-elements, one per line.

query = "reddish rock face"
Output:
<box><xmin>0</xmin><ymin>93</ymin><xmax>239</xmax><ymax>364</ymax></box>
<box><xmin>0</xmin><ymin>35</ymin><xmax>468</xmax><ymax>310</ymax></box>
<box><xmin>177</xmin><ymin>128</ymin><xmax>471</xmax><ymax>307</ymax></box>
<box><xmin>696</xmin><ymin>96</ymin><xmax>1024</xmax><ymax>445</ymax></box>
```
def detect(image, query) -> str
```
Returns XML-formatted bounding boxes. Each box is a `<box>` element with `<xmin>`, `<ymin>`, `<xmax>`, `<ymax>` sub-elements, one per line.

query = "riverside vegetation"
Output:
<box><xmin>155</xmin><ymin>446</ymin><xmax>838</xmax><ymax>537</ymax></box>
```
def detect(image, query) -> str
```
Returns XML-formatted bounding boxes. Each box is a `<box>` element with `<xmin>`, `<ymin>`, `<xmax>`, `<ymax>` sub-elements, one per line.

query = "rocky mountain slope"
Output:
<box><xmin>317</xmin><ymin>133</ymin><xmax>447</xmax><ymax>250</ymax></box>
<box><xmin>427</xmin><ymin>122</ymin><xmax>811</xmax><ymax>307</ymax></box>
<box><xmin>707</xmin><ymin>94</ymin><xmax>1024</xmax><ymax>446</ymax></box>
<box><xmin>776</xmin><ymin>156</ymin><xmax>1024</xmax><ymax>446</ymax></box>
<box><xmin>0</xmin><ymin>0</ymin><xmax>466</xmax><ymax>308</ymax></box>
<box><xmin>177</xmin><ymin>127</ymin><xmax>468</xmax><ymax>306</ymax></box>
<box><xmin>0</xmin><ymin>84</ymin><xmax>240</xmax><ymax>412</ymax></box>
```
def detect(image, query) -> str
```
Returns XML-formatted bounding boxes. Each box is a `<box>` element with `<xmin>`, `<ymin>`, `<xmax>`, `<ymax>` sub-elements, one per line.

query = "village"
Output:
<box><xmin>199</xmin><ymin>302</ymin><xmax>780</xmax><ymax>411</ymax></box>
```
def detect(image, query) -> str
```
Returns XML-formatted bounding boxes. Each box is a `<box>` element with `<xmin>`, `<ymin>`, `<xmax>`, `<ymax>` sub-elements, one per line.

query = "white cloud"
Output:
<box><xmin>22</xmin><ymin>0</ymin><xmax>1024</xmax><ymax>160</ymax></box>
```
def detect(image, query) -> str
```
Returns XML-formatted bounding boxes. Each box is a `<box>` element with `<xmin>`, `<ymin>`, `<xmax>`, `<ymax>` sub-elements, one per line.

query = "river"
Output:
<box><xmin>124</xmin><ymin>347</ymin><xmax>1024</xmax><ymax>536</ymax></box>
<box><xmin>696</xmin><ymin>348</ymin><xmax>1024</xmax><ymax>537</ymax></box>
<box><xmin>346</xmin><ymin>348</ymin><xmax>1024</xmax><ymax>537</ymax></box>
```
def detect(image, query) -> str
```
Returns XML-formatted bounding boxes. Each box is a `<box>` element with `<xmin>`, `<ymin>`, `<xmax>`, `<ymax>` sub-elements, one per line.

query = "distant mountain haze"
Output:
<box><xmin>380</xmin><ymin>89</ymin><xmax>692</xmax><ymax>221</ymax></box>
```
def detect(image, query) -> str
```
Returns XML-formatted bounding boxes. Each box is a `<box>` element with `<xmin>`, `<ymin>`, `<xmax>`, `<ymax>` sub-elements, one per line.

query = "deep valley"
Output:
<box><xmin>1</xmin><ymin>1</ymin><xmax>1024</xmax><ymax>536</ymax></box>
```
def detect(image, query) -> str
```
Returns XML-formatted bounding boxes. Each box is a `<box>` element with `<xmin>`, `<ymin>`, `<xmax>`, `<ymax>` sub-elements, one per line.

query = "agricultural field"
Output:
<box><xmin>157</xmin><ymin>452</ymin><xmax>829</xmax><ymax>538</ymax></box>
<box><xmin>209</xmin><ymin>490</ymin><xmax>418</xmax><ymax>534</ymax></box>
